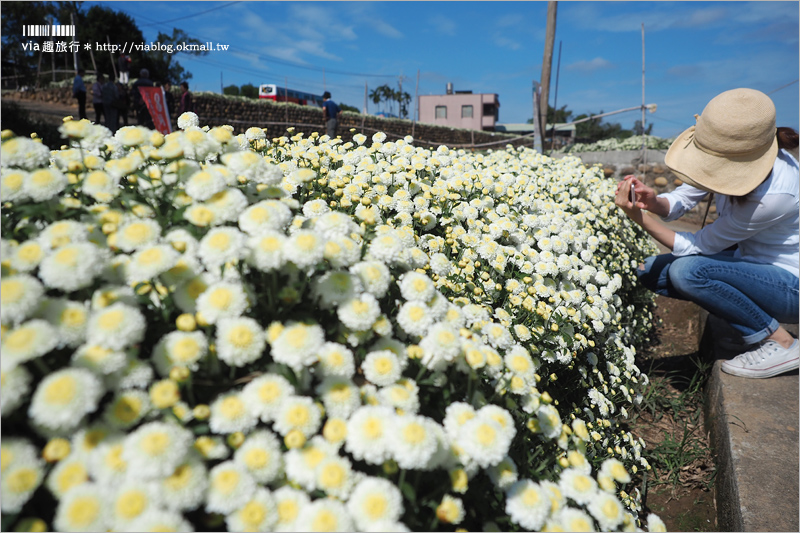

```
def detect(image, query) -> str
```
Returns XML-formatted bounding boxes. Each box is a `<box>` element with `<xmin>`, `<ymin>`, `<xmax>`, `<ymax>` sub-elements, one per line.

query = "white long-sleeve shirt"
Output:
<box><xmin>659</xmin><ymin>149</ymin><xmax>799</xmax><ymax>277</ymax></box>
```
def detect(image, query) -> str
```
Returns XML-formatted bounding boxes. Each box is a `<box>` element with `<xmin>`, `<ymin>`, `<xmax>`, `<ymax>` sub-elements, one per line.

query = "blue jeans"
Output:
<box><xmin>638</xmin><ymin>252</ymin><xmax>799</xmax><ymax>344</ymax></box>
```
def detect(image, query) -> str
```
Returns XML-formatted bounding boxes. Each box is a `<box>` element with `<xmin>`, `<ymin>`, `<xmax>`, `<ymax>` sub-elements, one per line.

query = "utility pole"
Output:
<box><xmin>540</xmin><ymin>1</ymin><xmax>558</xmax><ymax>138</ymax></box>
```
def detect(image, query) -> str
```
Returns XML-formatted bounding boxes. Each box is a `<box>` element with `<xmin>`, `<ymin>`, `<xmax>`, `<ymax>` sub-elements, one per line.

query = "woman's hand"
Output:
<box><xmin>615</xmin><ymin>175</ymin><xmax>661</xmax><ymax>211</ymax></box>
<box><xmin>614</xmin><ymin>176</ymin><xmax>639</xmax><ymax>215</ymax></box>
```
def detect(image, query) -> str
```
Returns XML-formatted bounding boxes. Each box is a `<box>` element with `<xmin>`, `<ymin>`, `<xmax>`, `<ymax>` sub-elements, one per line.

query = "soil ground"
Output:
<box><xmin>3</xmin><ymin>96</ymin><xmax>719</xmax><ymax>530</ymax></box>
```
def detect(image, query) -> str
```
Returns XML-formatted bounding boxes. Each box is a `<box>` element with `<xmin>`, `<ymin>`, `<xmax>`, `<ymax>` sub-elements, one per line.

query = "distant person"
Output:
<box><xmin>116</xmin><ymin>82</ymin><xmax>130</xmax><ymax>127</ymax></box>
<box><xmin>91</xmin><ymin>74</ymin><xmax>104</xmax><ymax>124</ymax></box>
<box><xmin>131</xmin><ymin>68</ymin><xmax>154</xmax><ymax>128</ymax></box>
<box><xmin>118</xmin><ymin>53</ymin><xmax>131</xmax><ymax>84</ymax></box>
<box><xmin>322</xmin><ymin>91</ymin><xmax>340</xmax><ymax>138</ymax></box>
<box><xmin>163</xmin><ymin>81</ymin><xmax>175</xmax><ymax>120</ymax></box>
<box><xmin>178</xmin><ymin>81</ymin><xmax>194</xmax><ymax>115</ymax></box>
<box><xmin>101</xmin><ymin>75</ymin><xmax>120</xmax><ymax>133</ymax></box>
<box><xmin>72</xmin><ymin>69</ymin><xmax>87</xmax><ymax>120</ymax></box>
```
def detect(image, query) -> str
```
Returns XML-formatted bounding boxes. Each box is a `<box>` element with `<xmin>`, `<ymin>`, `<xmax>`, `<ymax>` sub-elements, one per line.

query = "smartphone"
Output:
<box><xmin>629</xmin><ymin>182</ymin><xmax>636</xmax><ymax>206</ymax></box>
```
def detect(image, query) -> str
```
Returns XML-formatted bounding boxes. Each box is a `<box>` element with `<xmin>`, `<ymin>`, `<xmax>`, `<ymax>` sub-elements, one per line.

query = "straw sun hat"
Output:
<box><xmin>664</xmin><ymin>88</ymin><xmax>778</xmax><ymax>196</ymax></box>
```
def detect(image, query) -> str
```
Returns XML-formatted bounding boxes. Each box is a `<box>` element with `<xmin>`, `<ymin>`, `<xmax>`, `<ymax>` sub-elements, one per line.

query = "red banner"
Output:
<box><xmin>138</xmin><ymin>86</ymin><xmax>172</xmax><ymax>135</ymax></box>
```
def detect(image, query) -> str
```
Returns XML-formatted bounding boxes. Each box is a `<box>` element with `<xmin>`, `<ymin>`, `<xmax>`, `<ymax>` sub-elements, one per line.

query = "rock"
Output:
<box><xmin>674</xmin><ymin>179</ymin><xmax>683</xmax><ymax>186</ymax></box>
<box><xmin>654</xmin><ymin>177</ymin><xmax>668</xmax><ymax>187</ymax></box>
<box><xmin>603</xmin><ymin>167</ymin><xmax>615</xmax><ymax>177</ymax></box>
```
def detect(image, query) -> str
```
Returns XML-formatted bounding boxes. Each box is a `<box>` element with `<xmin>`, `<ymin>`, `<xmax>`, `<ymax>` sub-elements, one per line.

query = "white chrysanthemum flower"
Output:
<box><xmin>109</xmin><ymin>478</ymin><xmax>162</xmax><ymax>529</ymax></box>
<box><xmin>419</xmin><ymin>323</ymin><xmax>461</xmax><ymax>370</ymax></box>
<box><xmin>485</xmin><ymin>455</ymin><xmax>519</xmax><ymax>490</ymax></box>
<box><xmin>28</xmin><ymin>367</ymin><xmax>102</xmax><ymax>432</ymax></box>
<box><xmin>1</xmin><ymin>168</ymin><xmax>29</xmax><ymax>201</ymax></box>
<box><xmin>122</xmin><ymin>508</ymin><xmax>194</xmax><ymax>533</ymax></box>
<box><xmin>550</xmin><ymin>508</ymin><xmax>596</xmax><ymax>532</ymax></box>
<box><xmin>206</xmin><ymin>188</ymin><xmax>249</xmax><ymax>223</ymax></box>
<box><xmin>152</xmin><ymin>330</ymin><xmax>208</xmax><ymax>375</ymax></box>
<box><xmin>273</xmin><ymin>395</ymin><xmax>322</xmax><ymax>437</ymax></box>
<box><xmin>1</xmin><ymin>274</ymin><xmax>44</xmax><ymax>326</ymax></box>
<box><xmin>396</xmin><ymin>300</ymin><xmax>434</xmax><ymax>337</ymax></box>
<box><xmin>284</xmin><ymin>436</ymin><xmax>336</xmax><ymax>491</ymax></box>
<box><xmin>115</xmin><ymin>218</ymin><xmax>162</xmax><ymax>251</ymax></box>
<box><xmin>1</xmin><ymin>449</ymin><xmax>44</xmax><ymax>513</ymax></box>
<box><xmin>9</xmin><ymin>239</ymin><xmax>46</xmax><ymax>272</ymax></box>
<box><xmin>537</xmin><ymin>403</ymin><xmax>563</xmax><ymax>440</ymax></box>
<box><xmin>269</xmin><ymin>321</ymin><xmax>325</xmax><ymax>372</ymax></box>
<box><xmin>505</xmin><ymin>345</ymin><xmax>537</xmax><ymax>380</ymax></box>
<box><xmin>587</xmin><ymin>491</ymin><xmax>625</xmax><ymax>531</ymax></box>
<box><xmin>177</xmin><ymin>111</ymin><xmax>199</xmax><ymax>129</ymax></box>
<box><xmin>206</xmin><ymin>460</ymin><xmax>258</xmax><ymax>515</ymax></box>
<box><xmin>53</xmin><ymin>482</ymin><xmax>109</xmax><ymax>532</ymax></box>
<box><xmin>505</xmin><ymin>479</ymin><xmax>550</xmax><ymax>530</ymax></box>
<box><xmin>239</xmin><ymin>199</ymin><xmax>292</xmax><ymax>235</ymax></box>
<box><xmin>389</xmin><ymin>414</ymin><xmax>440</xmax><ymax>469</ymax></box>
<box><xmin>337</xmin><ymin>293</ymin><xmax>381</xmax><ymax>331</ymax></box>
<box><xmin>482</xmin><ymin>321</ymin><xmax>514</xmax><ymax>349</ymax></box>
<box><xmin>398</xmin><ymin>271</ymin><xmax>436</xmax><ymax>302</ymax></box>
<box><xmin>161</xmin><ymin>458</ymin><xmax>208</xmax><ymax>512</ymax></box>
<box><xmin>362</xmin><ymin>349</ymin><xmax>403</xmax><ymax>387</ymax></box>
<box><xmin>40</xmin><ymin>298</ymin><xmax>88</xmax><ymax>347</ymax></box>
<box><xmin>378</xmin><ymin>378</ymin><xmax>420</xmax><ymax>414</ymax></box>
<box><xmin>367</xmin><ymin>230</ymin><xmax>405</xmax><ymax>263</ymax></box>
<box><xmin>429</xmin><ymin>252</ymin><xmax>454</xmax><ymax>276</ymax></box>
<box><xmin>600</xmin><ymin>457</ymin><xmax>631</xmax><ymax>484</ymax></box>
<box><xmin>247</xmin><ymin>230</ymin><xmax>287</xmax><ymax>272</ymax></box>
<box><xmin>282</xmin><ymin>229</ymin><xmax>325</xmax><ymax>269</ymax></box>
<box><xmin>23</xmin><ymin>167</ymin><xmax>68</xmax><ymax>201</ymax></box>
<box><xmin>315</xmin><ymin>455</ymin><xmax>356</xmax><ymax>499</ymax></box>
<box><xmin>114</xmin><ymin>125</ymin><xmax>150</xmax><ymax>146</ymax></box>
<box><xmin>314</xmin><ymin>210</ymin><xmax>360</xmax><ymax>239</ymax></box>
<box><xmin>1</xmin><ymin>136</ymin><xmax>50</xmax><ymax>170</ymax></box>
<box><xmin>86</xmin><ymin>437</ymin><xmax>127</xmax><ymax>486</ymax></box>
<box><xmin>302</xmin><ymin>198</ymin><xmax>330</xmax><ymax>218</ymax></box>
<box><xmin>198</xmin><ymin>226</ymin><xmax>246</xmax><ymax>269</ymax></box>
<box><xmin>122</xmin><ymin>421</ymin><xmax>192</xmax><ymax>479</ymax></box>
<box><xmin>442</xmin><ymin>402</ymin><xmax>477</xmax><ymax>439</ymax></box>
<box><xmin>559</xmin><ymin>467</ymin><xmax>599</xmax><ymax>505</ymax></box>
<box><xmin>0</xmin><ymin>364</ymin><xmax>32</xmax><ymax>416</ymax></box>
<box><xmin>215</xmin><ymin>317</ymin><xmax>266</xmax><ymax>367</ymax></box>
<box><xmin>436</xmin><ymin>494</ymin><xmax>465</xmax><ymax>525</ymax></box>
<box><xmin>647</xmin><ymin>513</ymin><xmax>667</xmax><ymax>532</ymax></box>
<box><xmin>316</xmin><ymin>342</ymin><xmax>356</xmax><ymax>378</ymax></box>
<box><xmin>458</xmin><ymin>415</ymin><xmax>512</xmax><ymax>469</ymax></box>
<box><xmin>345</xmin><ymin>405</ymin><xmax>395</xmax><ymax>464</ymax></box>
<box><xmin>349</xmin><ymin>260</ymin><xmax>391</xmax><ymax>298</ymax></box>
<box><xmin>273</xmin><ymin>486</ymin><xmax>311</xmax><ymax>532</ymax></box>
<box><xmin>347</xmin><ymin>477</ymin><xmax>404</xmax><ymax>531</ymax></box>
<box><xmin>312</xmin><ymin>271</ymin><xmax>362</xmax><ymax>308</ymax></box>
<box><xmin>183</xmin><ymin>202</ymin><xmax>219</xmax><ymax>227</ymax></box>
<box><xmin>324</xmin><ymin>235</ymin><xmax>362</xmax><ymax>268</ymax></box>
<box><xmin>71</xmin><ymin>343</ymin><xmax>128</xmax><ymax>376</ymax></box>
<box><xmin>184</xmin><ymin>168</ymin><xmax>226</xmax><ymax>200</ymax></box>
<box><xmin>126</xmin><ymin>244</ymin><xmax>180</xmax><ymax>284</ymax></box>
<box><xmin>195</xmin><ymin>281</ymin><xmax>250</xmax><ymax>325</ymax></box>
<box><xmin>39</xmin><ymin>242</ymin><xmax>105</xmax><ymax>291</ymax></box>
<box><xmin>317</xmin><ymin>376</ymin><xmax>362</xmax><ymax>419</ymax></box>
<box><xmin>180</xmin><ymin>126</ymin><xmax>222</xmax><ymax>160</ymax></box>
<box><xmin>86</xmin><ymin>303</ymin><xmax>146</xmax><ymax>351</ymax></box>
<box><xmin>103</xmin><ymin>388</ymin><xmax>150</xmax><ymax>429</ymax></box>
<box><xmin>233</xmin><ymin>430</ymin><xmax>284</xmax><ymax>485</ymax></box>
<box><xmin>295</xmin><ymin>498</ymin><xmax>353</xmax><ymax>532</ymax></box>
<box><xmin>210</xmin><ymin>391</ymin><xmax>258</xmax><ymax>434</ymax></box>
<box><xmin>82</xmin><ymin>170</ymin><xmax>121</xmax><ymax>202</ymax></box>
<box><xmin>225</xmin><ymin>487</ymin><xmax>277</xmax><ymax>532</ymax></box>
<box><xmin>241</xmin><ymin>373</ymin><xmax>295</xmax><ymax>422</ymax></box>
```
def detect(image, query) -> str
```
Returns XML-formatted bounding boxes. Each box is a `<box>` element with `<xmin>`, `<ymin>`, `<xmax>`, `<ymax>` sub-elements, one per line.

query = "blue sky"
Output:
<box><xmin>87</xmin><ymin>1</ymin><xmax>799</xmax><ymax>138</ymax></box>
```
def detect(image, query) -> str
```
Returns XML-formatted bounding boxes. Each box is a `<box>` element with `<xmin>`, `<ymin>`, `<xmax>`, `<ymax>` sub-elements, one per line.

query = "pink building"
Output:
<box><xmin>418</xmin><ymin>87</ymin><xmax>500</xmax><ymax>131</ymax></box>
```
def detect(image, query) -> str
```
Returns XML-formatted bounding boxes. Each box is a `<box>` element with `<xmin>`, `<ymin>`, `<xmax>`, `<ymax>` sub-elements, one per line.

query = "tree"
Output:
<box><xmin>632</xmin><ymin>120</ymin><xmax>654</xmax><ymax>136</ymax></box>
<box><xmin>339</xmin><ymin>103</ymin><xmax>359</xmax><ymax>113</ymax></box>
<box><xmin>240</xmin><ymin>83</ymin><xmax>258</xmax><ymax>99</ymax></box>
<box><xmin>368</xmin><ymin>84</ymin><xmax>411</xmax><ymax>118</ymax></box>
<box><xmin>141</xmin><ymin>28</ymin><xmax>209</xmax><ymax>84</ymax></box>
<box><xmin>223</xmin><ymin>85</ymin><xmax>240</xmax><ymax>96</ymax></box>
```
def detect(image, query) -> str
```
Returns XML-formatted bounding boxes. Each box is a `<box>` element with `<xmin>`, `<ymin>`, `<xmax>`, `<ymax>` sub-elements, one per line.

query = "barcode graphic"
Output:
<box><xmin>22</xmin><ymin>25</ymin><xmax>76</xmax><ymax>37</ymax></box>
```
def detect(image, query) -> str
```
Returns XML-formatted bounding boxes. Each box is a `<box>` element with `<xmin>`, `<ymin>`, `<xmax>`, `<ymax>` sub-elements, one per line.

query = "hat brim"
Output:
<box><xmin>665</xmin><ymin>126</ymin><xmax>778</xmax><ymax>196</ymax></box>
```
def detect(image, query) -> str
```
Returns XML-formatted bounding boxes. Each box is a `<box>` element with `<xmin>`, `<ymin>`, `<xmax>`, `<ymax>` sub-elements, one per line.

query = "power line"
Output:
<box><xmin>138</xmin><ymin>2</ymin><xmax>243</xmax><ymax>28</ymax></box>
<box><xmin>767</xmin><ymin>79</ymin><xmax>798</xmax><ymax>95</ymax></box>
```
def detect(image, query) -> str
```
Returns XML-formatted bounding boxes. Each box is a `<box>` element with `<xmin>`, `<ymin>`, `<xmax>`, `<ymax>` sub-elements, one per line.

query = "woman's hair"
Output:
<box><xmin>777</xmin><ymin>127</ymin><xmax>799</xmax><ymax>151</ymax></box>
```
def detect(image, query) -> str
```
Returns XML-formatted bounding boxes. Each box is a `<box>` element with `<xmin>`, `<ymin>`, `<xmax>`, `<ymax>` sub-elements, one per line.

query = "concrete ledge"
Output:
<box><xmin>703</xmin><ymin>314</ymin><xmax>799</xmax><ymax>532</ymax></box>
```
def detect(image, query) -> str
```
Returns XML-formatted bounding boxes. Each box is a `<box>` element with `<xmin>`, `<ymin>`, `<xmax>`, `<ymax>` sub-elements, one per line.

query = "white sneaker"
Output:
<box><xmin>721</xmin><ymin>339</ymin><xmax>800</xmax><ymax>378</ymax></box>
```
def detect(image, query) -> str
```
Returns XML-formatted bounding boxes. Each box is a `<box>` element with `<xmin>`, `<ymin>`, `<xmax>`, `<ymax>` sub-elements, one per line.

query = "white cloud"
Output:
<box><xmin>429</xmin><ymin>15</ymin><xmax>457</xmax><ymax>37</ymax></box>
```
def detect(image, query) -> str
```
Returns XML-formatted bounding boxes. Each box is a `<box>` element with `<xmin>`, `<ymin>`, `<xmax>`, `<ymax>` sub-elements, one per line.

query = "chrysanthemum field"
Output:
<box><xmin>1</xmin><ymin>114</ymin><xmax>667</xmax><ymax>532</ymax></box>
